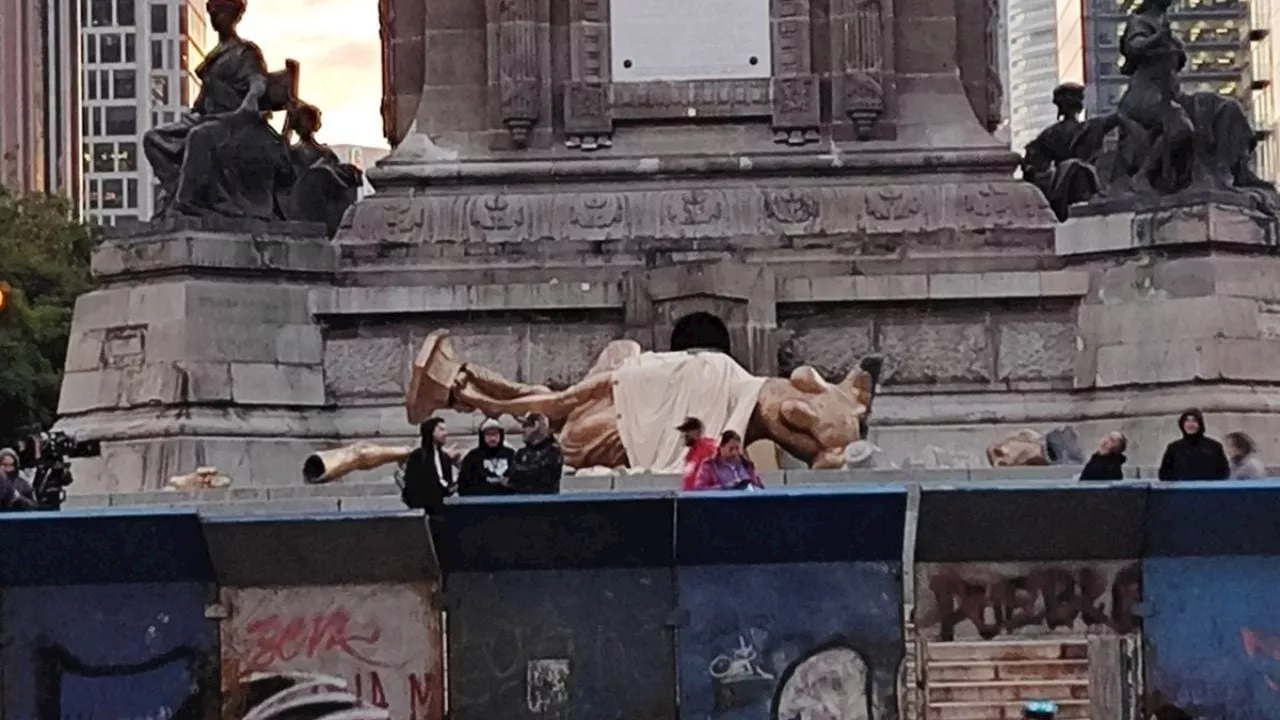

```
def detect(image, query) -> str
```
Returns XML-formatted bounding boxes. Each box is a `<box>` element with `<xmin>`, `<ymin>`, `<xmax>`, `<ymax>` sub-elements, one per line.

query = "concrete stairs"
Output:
<box><xmin>924</xmin><ymin>640</ymin><xmax>1092</xmax><ymax>720</ymax></box>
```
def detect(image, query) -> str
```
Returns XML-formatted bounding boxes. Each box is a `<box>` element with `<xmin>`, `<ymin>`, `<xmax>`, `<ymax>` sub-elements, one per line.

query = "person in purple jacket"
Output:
<box><xmin>693</xmin><ymin>431</ymin><xmax>764</xmax><ymax>492</ymax></box>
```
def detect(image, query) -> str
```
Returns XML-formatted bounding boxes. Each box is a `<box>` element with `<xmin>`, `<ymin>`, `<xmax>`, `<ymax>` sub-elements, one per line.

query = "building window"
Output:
<box><xmin>116</xmin><ymin>0</ymin><xmax>135</xmax><ymax>25</ymax></box>
<box><xmin>102</xmin><ymin>179</ymin><xmax>125</xmax><ymax>209</ymax></box>
<box><xmin>150</xmin><ymin>74</ymin><xmax>169</xmax><ymax>104</ymax></box>
<box><xmin>113</xmin><ymin>69</ymin><xmax>137</xmax><ymax>99</ymax></box>
<box><xmin>167</xmin><ymin>40</ymin><xmax>176</xmax><ymax>70</ymax></box>
<box><xmin>125</xmin><ymin>33</ymin><xmax>136</xmax><ymax>62</ymax></box>
<box><xmin>90</xmin><ymin>107</ymin><xmax>103</xmax><ymax>136</ymax></box>
<box><xmin>92</xmin><ymin>143</ymin><xmax>115</xmax><ymax>172</ymax></box>
<box><xmin>85</xmin><ymin>35</ymin><xmax>97</xmax><ymax>63</ymax></box>
<box><xmin>150</xmin><ymin>3</ymin><xmax>167</xmax><ymax>32</ymax></box>
<box><xmin>104</xmin><ymin>106</ymin><xmax>136</xmax><ymax>135</ymax></box>
<box><xmin>151</xmin><ymin>39</ymin><xmax>164</xmax><ymax>69</ymax></box>
<box><xmin>90</xmin><ymin>0</ymin><xmax>113</xmax><ymax>26</ymax></box>
<box><xmin>126</xmin><ymin>179</ymin><xmax>138</xmax><ymax>209</ymax></box>
<box><xmin>100</xmin><ymin>34</ymin><xmax>121</xmax><ymax>63</ymax></box>
<box><xmin>86</xmin><ymin>71</ymin><xmax>98</xmax><ymax>99</ymax></box>
<box><xmin>117</xmin><ymin>142</ymin><xmax>138</xmax><ymax>171</ymax></box>
<box><xmin>88</xmin><ymin>179</ymin><xmax>101</xmax><ymax>208</ymax></box>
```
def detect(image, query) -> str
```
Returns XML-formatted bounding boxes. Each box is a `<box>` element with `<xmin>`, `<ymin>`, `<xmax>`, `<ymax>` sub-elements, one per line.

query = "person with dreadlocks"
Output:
<box><xmin>143</xmin><ymin>0</ymin><xmax>292</xmax><ymax>220</ymax></box>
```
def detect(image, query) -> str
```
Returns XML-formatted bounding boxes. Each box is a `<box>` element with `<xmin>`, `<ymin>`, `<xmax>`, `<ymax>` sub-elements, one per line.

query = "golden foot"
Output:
<box><xmin>406</xmin><ymin>330</ymin><xmax>463</xmax><ymax>424</ymax></box>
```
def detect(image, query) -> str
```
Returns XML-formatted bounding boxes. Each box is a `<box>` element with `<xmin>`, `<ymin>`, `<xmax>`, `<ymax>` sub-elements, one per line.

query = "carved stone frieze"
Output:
<box><xmin>334</xmin><ymin>182</ymin><xmax>1054</xmax><ymax>245</ymax></box>
<box><xmin>487</xmin><ymin>0</ymin><xmax>549</xmax><ymax>148</ymax></box>
<box><xmin>770</xmin><ymin>0</ymin><xmax>820</xmax><ymax>145</ymax></box>
<box><xmin>831</xmin><ymin>0</ymin><xmax>892</xmax><ymax>140</ymax></box>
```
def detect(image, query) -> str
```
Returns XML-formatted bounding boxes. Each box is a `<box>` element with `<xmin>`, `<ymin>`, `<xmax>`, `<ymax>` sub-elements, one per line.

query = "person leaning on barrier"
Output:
<box><xmin>1079</xmin><ymin>431</ymin><xmax>1128</xmax><ymax>481</ymax></box>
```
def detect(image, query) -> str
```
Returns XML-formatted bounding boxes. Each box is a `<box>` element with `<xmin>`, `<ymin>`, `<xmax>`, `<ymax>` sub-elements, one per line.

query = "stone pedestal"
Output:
<box><xmin>54</xmin><ymin>221</ymin><xmax>341</xmax><ymax>493</ymax></box>
<box><xmin>1060</xmin><ymin>197</ymin><xmax>1280</xmax><ymax>464</ymax></box>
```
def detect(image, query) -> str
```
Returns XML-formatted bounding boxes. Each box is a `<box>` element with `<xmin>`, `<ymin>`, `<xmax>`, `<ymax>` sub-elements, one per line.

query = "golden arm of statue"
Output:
<box><xmin>302</xmin><ymin>442</ymin><xmax>414</xmax><ymax>484</ymax></box>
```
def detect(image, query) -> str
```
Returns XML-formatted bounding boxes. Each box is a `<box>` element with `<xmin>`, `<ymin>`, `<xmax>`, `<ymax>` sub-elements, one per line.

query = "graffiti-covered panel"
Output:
<box><xmin>0</xmin><ymin>582</ymin><xmax>214</xmax><ymax>719</ymax></box>
<box><xmin>915</xmin><ymin>560</ymin><xmax>1143</xmax><ymax>641</ymax></box>
<box><xmin>676</xmin><ymin>562</ymin><xmax>902</xmax><ymax>720</ymax></box>
<box><xmin>448</xmin><ymin>568</ymin><xmax>676</xmax><ymax>720</ymax></box>
<box><xmin>220</xmin><ymin>583</ymin><xmax>442</xmax><ymax>720</ymax></box>
<box><xmin>1145</xmin><ymin>556</ymin><xmax>1280</xmax><ymax>720</ymax></box>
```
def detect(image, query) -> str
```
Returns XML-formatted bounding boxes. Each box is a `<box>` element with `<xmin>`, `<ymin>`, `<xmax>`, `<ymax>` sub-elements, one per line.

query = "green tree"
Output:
<box><xmin>0</xmin><ymin>186</ymin><xmax>96</xmax><ymax>445</ymax></box>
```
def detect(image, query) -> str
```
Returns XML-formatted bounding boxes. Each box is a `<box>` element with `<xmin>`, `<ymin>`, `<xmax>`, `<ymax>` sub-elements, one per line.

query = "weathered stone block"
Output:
<box><xmin>997</xmin><ymin>320</ymin><xmax>1075</xmax><ymax>381</ymax></box>
<box><xmin>230</xmin><ymin>364</ymin><xmax>326</xmax><ymax>406</ymax></box>
<box><xmin>1094</xmin><ymin>340</ymin><xmax>1220</xmax><ymax>387</ymax></box>
<box><xmin>324</xmin><ymin>337</ymin><xmax>408</xmax><ymax>398</ymax></box>
<box><xmin>525</xmin><ymin>325</ymin><xmax>623</xmax><ymax>387</ymax></box>
<box><xmin>1058</xmin><ymin>199</ymin><xmax>1279</xmax><ymax>257</ymax></box>
<box><xmin>880</xmin><ymin>319</ymin><xmax>992</xmax><ymax>384</ymax></box>
<box><xmin>776</xmin><ymin>317</ymin><xmax>875</xmax><ymax>378</ymax></box>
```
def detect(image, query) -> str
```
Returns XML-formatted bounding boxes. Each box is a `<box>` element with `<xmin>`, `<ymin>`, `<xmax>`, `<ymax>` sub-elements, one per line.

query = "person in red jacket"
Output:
<box><xmin>678</xmin><ymin>417</ymin><xmax>717</xmax><ymax>491</ymax></box>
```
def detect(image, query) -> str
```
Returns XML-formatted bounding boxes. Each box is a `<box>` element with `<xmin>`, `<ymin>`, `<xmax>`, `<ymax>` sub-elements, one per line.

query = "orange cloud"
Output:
<box><xmin>239</xmin><ymin>0</ymin><xmax>387</xmax><ymax>149</ymax></box>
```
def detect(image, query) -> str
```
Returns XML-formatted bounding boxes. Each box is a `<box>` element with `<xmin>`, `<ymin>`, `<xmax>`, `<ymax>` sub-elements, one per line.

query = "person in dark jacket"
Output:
<box><xmin>401</xmin><ymin>417</ymin><xmax>458</xmax><ymax>514</ymax></box>
<box><xmin>1079</xmin><ymin>431</ymin><xmax>1128</xmax><ymax>481</ymax></box>
<box><xmin>1157</xmin><ymin>408</ymin><xmax>1230</xmax><ymax>481</ymax></box>
<box><xmin>457</xmin><ymin>418</ymin><xmax>518</xmax><ymax>496</ymax></box>
<box><xmin>507</xmin><ymin>413</ymin><xmax>563</xmax><ymax>494</ymax></box>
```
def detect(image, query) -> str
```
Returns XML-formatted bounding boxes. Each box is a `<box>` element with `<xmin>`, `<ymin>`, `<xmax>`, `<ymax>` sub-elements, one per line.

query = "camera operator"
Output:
<box><xmin>0</xmin><ymin>447</ymin><xmax>36</xmax><ymax>512</ymax></box>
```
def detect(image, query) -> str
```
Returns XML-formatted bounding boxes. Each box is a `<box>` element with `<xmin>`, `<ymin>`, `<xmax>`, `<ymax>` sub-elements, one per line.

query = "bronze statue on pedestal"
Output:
<box><xmin>143</xmin><ymin>0</ymin><xmax>363</xmax><ymax>234</ymax></box>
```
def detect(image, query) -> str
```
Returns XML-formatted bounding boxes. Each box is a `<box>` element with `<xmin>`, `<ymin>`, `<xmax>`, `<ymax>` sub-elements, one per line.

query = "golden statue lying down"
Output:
<box><xmin>407</xmin><ymin>330</ymin><xmax>883</xmax><ymax>471</ymax></box>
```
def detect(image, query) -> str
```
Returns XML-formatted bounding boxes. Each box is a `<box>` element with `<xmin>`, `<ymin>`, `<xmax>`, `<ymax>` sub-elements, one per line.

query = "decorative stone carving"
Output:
<box><xmin>569</xmin><ymin>194</ymin><xmax>625</xmax><ymax>230</ymax></box>
<box><xmin>565</xmin><ymin>0</ymin><xmax>613</xmax><ymax>150</ymax></box>
<box><xmin>763</xmin><ymin>189</ymin><xmax>820</xmax><ymax>225</ymax></box>
<box><xmin>611</xmin><ymin>80</ymin><xmax>773</xmax><ymax>120</ymax></box>
<box><xmin>487</xmin><ymin>0</ymin><xmax>549</xmax><ymax>148</ymax></box>
<box><xmin>831</xmin><ymin>0</ymin><xmax>889</xmax><ymax>140</ymax></box>
<box><xmin>770</xmin><ymin>0</ymin><xmax>820</xmax><ymax>145</ymax></box>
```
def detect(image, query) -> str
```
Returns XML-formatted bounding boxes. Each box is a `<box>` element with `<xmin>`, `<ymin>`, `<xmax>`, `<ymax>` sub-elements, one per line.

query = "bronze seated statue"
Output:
<box><xmin>405</xmin><ymin>330</ymin><xmax>884</xmax><ymax>472</ymax></box>
<box><xmin>1022</xmin><ymin>0</ymin><xmax>1278</xmax><ymax>221</ymax></box>
<box><xmin>142</xmin><ymin>0</ymin><xmax>362</xmax><ymax>234</ymax></box>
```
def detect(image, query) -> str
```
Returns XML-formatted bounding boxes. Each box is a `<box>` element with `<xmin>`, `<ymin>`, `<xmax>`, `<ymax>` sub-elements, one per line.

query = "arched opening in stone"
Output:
<box><xmin>670</xmin><ymin>312</ymin><xmax>731</xmax><ymax>354</ymax></box>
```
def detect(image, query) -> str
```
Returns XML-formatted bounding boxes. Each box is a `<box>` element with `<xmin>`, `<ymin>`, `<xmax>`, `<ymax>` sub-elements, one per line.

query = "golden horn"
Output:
<box><xmin>302</xmin><ymin>442</ymin><xmax>414</xmax><ymax>484</ymax></box>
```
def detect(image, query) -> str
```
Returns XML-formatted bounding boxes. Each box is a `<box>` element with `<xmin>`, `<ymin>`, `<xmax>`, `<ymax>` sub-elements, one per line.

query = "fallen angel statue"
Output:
<box><xmin>406</xmin><ymin>330</ymin><xmax>883</xmax><ymax>472</ymax></box>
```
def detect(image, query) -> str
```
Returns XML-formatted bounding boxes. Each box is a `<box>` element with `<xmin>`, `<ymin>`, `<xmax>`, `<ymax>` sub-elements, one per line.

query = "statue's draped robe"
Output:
<box><xmin>611</xmin><ymin>351</ymin><xmax>766</xmax><ymax>473</ymax></box>
<box><xmin>144</xmin><ymin>38</ymin><xmax>289</xmax><ymax>220</ymax></box>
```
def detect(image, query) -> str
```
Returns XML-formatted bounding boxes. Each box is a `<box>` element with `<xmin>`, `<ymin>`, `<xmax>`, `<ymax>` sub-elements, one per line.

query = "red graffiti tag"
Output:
<box><xmin>1241</xmin><ymin>627</ymin><xmax>1280</xmax><ymax>692</ymax></box>
<box><xmin>243</xmin><ymin>607</ymin><xmax>394</xmax><ymax>670</ymax></box>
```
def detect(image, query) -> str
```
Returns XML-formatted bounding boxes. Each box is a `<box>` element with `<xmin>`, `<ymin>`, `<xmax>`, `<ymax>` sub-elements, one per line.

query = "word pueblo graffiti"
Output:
<box><xmin>917</xmin><ymin>561</ymin><xmax>1142</xmax><ymax>641</ymax></box>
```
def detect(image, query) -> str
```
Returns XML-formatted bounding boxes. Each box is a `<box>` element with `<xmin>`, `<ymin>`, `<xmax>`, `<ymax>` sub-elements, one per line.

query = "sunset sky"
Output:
<box><xmin>238</xmin><ymin>0</ymin><xmax>387</xmax><ymax>149</ymax></box>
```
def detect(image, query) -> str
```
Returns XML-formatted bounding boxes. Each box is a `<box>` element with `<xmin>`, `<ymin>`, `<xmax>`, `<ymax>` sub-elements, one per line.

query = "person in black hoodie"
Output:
<box><xmin>401</xmin><ymin>416</ymin><xmax>458</xmax><ymax>514</ymax></box>
<box><xmin>507</xmin><ymin>413</ymin><xmax>563</xmax><ymax>494</ymax></box>
<box><xmin>458</xmin><ymin>418</ymin><xmax>518</xmax><ymax>496</ymax></box>
<box><xmin>1157</xmin><ymin>408</ymin><xmax>1230</xmax><ymax>481</ymax></box>
<box><xmin>1080</xmin><ymin>431</ymin><xmax>1128</xmax><ymax>481</ymax></box>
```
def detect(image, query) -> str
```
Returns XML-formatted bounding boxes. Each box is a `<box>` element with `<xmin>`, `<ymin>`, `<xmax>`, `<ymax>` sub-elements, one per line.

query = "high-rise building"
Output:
<box><xmin>80</xmin><ymin>0</ymin><xmax>207</xmax><ymax>226</ymax></box>
<box><xmin>0</xmin><ymin>0</ymin><xmax>81</xmax><ymax>202</ymax></box>
<box><xmin>1002</xmin><ymin>0</ymin><xmax>1086</xmax><ymax>153</ymax></box>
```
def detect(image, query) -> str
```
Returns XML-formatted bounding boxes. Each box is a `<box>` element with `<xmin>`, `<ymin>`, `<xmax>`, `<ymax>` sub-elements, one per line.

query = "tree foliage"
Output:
<box><xmin>0</xmin><ymin>186</ymin><xmax>96</xmax><ymax>445</ymax></box>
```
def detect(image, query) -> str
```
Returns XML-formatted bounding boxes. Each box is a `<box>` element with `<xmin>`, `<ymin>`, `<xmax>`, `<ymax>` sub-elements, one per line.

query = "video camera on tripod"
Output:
<box><xmin>28</xmin><ymin>431</ymin><xmax>101</xmax><ymax>511</ymax></box>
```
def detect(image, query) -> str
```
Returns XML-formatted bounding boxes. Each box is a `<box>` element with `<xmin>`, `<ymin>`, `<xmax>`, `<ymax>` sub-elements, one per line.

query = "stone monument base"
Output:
<box><xmin>1049</xmin><ymin>198</ymin><xmax>1280</xmax><ymax>465</ymax></box>
<box><xmin>54</xmin><ymin>222</ymin><xmax>358</xmax><ymax>492</ymax></box>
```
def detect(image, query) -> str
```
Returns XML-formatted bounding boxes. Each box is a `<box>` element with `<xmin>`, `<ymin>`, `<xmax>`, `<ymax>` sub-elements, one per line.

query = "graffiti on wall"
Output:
<box><xmin>34</xmin><ymin>639</ymin><xmax>214</xmax><ymax>720</ymax></box>
<box><xmin>1242</xmin><ymin>627</ymin><xmax>1280</xmax><ymax>694</ymax></box>
<box><xmin>221</xmin><ymin>584</ymin><xmax>441</xmax><ymax>720</ymax></box>
<box><xmin>916</xmin><ymin>561</ymin><xmax>1142</xmax><ymax>641</ymax></box>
